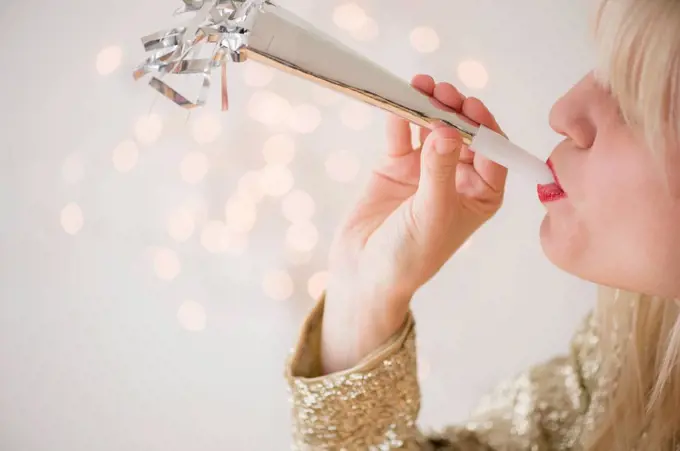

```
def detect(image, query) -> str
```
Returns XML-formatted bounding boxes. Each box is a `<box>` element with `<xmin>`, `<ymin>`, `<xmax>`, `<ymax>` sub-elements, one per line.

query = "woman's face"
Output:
<box><xmin>541</xmin><ymin>72</ymin><xmax>680</xmax><ymax>298</ymax></box>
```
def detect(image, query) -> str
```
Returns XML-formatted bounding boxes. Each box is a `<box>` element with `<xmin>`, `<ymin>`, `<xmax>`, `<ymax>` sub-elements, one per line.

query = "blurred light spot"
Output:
<box><xmin>112</xmin><ymin>140</ymin><xmax>139</xmax><ymax>173</ymax></box>
<box><xmin>325</xmin><ymin>150</ymin><xmax>360</xmax><ymax>182</ymax></box>
<box><xmin>237</xmin><ymin>171</ymin><xmax>266</xmax><ymax>203</ymax></box>
<box><xmin>261</xmin><ymin>164</ymin><xmax>294</xmax><ymax>197</ymax></box>
<box><xmin>351</xmin><ymin>16</ymin><xmax>379</xmax><ymax>41</ymax></box>
<box><xmin>286</xmin><ymin>221</ymin><xmax>319</xmax><ymax>252</ymax></box>
<box><xmin>62</xmin><ymin>154</ymin><xmax>84</xmax><ymax>184</ymax></box>
<box><xmin>154</xmin><ymin>248</ymin><xmax>181</xmax><ymax>280</ymax></box>
<box><xmin>282</xmin><ymin>190</ymin><xmax>315</xmax><ymax>223</ymax></box>
<box><xmin>96</xmin><ymin>46</ymin><xmax>122</xmax><ymax>75</ymax></box>
<box><xmin>263</xmin><ymin>134</ymin><xmax>296</xmax><ymax>166</ymax></box>
<box><xmin>263</xmin><ymin>270</ymin><xmax>294</xmax><ymax>301</ymax></box>
<box><xmin>333</xmin><ymin>3</ymin><xmax>367</xmax><ymax>31</ymax></box>
<box><xmin>248</xmin><ymin>90</ymin><xmax>291</xmax><ymax>126</ymax></box>
<box><xmin>340</xmin><ymin>102</ymin><xmax>373</xmax><ymax>130</ymax></box>
<box><xmin>191</xmin><ymin>114</ymin><xmax>222</xmax><ymax>144</ymax></box>
<box><xmin>307</xmin><ymin>271</ymin><xmax>329</xmax><ymax>299</ymax></box>
<box><xmin>410</xmin><ymin>27</ymin><xmax>440</xmax><ymax>53</ymax></box>
<box><xmin>201</xmin><ymin>220</ymin><xmax>230</xmax><ymax>253</ymax></box>
<box><xmin>243</xmin><ymin>62</ymin><xmax>275</xmax><ymax>87</ymax></box>
<box><xmin>177</xmin><ymin>300</ymin><xmax>206</xmax><ymax>332</ymax></box>
<box><xmin>311</xmin><ymin>85</ymin><xmax>342</xmax><ymax>106</ymax></box>
<box><xmin>180</xmin><ymin>151</ymin><xmax>209</xmax><ymax>184</ymax></box>
<box><xmin>287</xmin><ymin>104</ymin><xmax>322</xmax><ymax>134</ymax></box>
<box><xmin>60</xmin><ymin>202</ymin><xmax>84</xmax><ymax>235</ymax></box>
<box><xmin>458</xmin><ymin>60</ymin><xmax>489</xmax><ymax>89</ymax></box>
<box><xmin>135</xmin><ymin>114</ymin><xmax>163</xmax><ymax>144</ymax></box>
<box><xmin>225</xmin><ymin>233</ymin><xmax>249</xmax><ymax>256</ymax></box>
<box><xmin>167</xmin><ymin>207</ymin><xmax>195</xmax><ymax>242</ymax></box>
<box><xmin>225</xmin><ymin>195</ymin><xmax>257</xmax><ymax>233</ymax></box>
<box><xmin>286</xmin><ymin>248</ymin><xmax>314</xmax><ymax>266</ymax></box>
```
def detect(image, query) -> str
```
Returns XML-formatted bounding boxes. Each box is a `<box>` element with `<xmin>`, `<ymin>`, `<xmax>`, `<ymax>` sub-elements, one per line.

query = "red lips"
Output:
<box><xmin>537</xmin><ymin>159</ymin><xmax>566</xmax><ymax>203</ymax></box>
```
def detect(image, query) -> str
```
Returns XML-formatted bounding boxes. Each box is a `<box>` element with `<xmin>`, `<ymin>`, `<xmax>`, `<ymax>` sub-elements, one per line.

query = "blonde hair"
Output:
<box><xmin>586</xmin><ymin>1</ymin><xmax>680</xmax><ymax>449</ymax></box>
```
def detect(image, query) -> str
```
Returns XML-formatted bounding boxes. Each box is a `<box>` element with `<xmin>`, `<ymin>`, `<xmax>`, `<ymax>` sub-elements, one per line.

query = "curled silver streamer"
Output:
<box><xmin>133</xmin><ymin>0</ymin><xmax>268</xmax><ymax>110</ymax></box>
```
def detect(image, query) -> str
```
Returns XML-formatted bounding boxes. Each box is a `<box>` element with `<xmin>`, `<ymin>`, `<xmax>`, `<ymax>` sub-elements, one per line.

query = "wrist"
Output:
<box><xmin>320</xmin><ymin>286</ymin><xmax>412</xmax><ymax>373</ymax></box>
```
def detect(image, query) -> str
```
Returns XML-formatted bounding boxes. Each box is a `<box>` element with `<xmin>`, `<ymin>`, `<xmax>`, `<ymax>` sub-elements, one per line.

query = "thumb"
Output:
<box><xmin>412</xmin><ymin>127</ymin><xmax>462</xmax><ymax>225</ymax></box>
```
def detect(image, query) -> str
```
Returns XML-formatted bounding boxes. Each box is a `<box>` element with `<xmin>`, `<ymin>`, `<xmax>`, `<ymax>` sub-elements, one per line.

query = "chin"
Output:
<box><xmin>539</xmin><ymin>213</ymin><xmax>585</xmax><ymax>277</ymax></box>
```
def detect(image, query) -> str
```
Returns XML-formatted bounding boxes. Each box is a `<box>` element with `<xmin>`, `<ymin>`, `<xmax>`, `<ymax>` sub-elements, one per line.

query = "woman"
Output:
<box><xmin>286</xmin><ymin>0</ymin><xmax>680</xmax><ymax>449</ymax></box>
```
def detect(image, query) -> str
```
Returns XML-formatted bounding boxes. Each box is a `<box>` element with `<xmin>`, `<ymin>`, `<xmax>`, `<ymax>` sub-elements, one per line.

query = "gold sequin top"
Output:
<box><xmin>285</xmin><ymin>293</ymin><xmax>611</xmax><ymax>450</ymax></box>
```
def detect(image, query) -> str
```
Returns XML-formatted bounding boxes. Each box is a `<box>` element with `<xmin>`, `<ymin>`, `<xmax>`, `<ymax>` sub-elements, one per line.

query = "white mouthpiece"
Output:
<box><xmin>470</xmin><ymin>126</ymin><xmax>555</xmax><ymax>185</ymax></box>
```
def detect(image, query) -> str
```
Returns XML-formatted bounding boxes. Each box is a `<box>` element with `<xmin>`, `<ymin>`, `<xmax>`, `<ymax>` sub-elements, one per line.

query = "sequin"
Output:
<box><xmin>284</xmin><ymin>293</ymin><xmax>627</xmax><ymax>450</ymax></box>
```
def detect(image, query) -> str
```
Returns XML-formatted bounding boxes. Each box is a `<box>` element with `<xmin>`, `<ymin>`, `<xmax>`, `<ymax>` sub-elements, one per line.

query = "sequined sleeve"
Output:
<box><xmin>286</xmin><ymin>297</ymin><xmax>598</xmax><ymax>450</ymax></box>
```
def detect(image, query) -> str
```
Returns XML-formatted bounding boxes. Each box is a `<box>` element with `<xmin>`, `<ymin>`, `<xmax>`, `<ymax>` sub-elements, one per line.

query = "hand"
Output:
<box><xmin>321</xmin><ymin>74</ymin><xmax>508</xmax><ymax>373</ymax></box>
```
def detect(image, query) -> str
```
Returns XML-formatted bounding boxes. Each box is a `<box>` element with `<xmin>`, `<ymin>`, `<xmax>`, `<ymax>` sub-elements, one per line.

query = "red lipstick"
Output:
<box><xmin>537</xmin><ymin>159</ymin><xmax>566</xmax><ymax>202</ymax></box>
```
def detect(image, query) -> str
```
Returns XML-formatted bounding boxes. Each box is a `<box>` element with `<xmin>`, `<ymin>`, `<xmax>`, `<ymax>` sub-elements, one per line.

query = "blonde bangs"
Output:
<box><xmin>592</xmin><ymin>0</ymin><xmax>680</xmax><ymax>157</ymax></box>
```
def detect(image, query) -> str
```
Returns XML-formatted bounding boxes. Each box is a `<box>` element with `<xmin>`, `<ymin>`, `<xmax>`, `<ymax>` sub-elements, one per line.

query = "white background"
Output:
<box><xmin>0</xmin><ymin>0</ymin><xmax>596</xmax><ymax>449</ymax></box>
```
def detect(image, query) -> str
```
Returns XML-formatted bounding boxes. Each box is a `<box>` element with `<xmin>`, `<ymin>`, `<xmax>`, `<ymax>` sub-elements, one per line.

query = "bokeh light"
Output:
<box><xmin>247</xmin><ymin>91</ymin><xmax>291</xmax><ymax>126</ymax></box>
<box><xmin>225</xmin><ymin>233</ymin><xmax>249</xmax><ymax>256</ymax></box>
<box><xmin>333</xmin><ymin>3</ymin><xmax>367</xmax><ymax>31</ymax></box>
<box><xmin>340</xmin><ymin>102</ymin><xmax>374</xmax><ymax>130</ymax></box>
<box><xmin>351</xmin><ymin>16</ymin><xmax>379</xmax><ymax>41</ymax></box>
<box><xmin>154</xmin><ymin>248</ymin><xmax>181</xmax><ymax>281</ymax></box>
<box><xmin>167</xmin><ymin>207</ymin><xmax>195</xmax><ymax>242</ymax></box>
<box><xmin>287</xmin><ymin>104</ymin><xmax>322</xmax><ymax>134</ymax></box>
<box><xmin>410</xmin><ymin>27</ymin><xmax>440</xmax><ymax>53</ymax></box>
<box><xmin>260</xmin><ymin>165</ymin><xmax>294</xmax><ymax>197</ymax></box>
<box><xmin>325</xmin><ymin>150</ymin><xmax>360</xmax><ymax>182</ymax></box>
<box><xmin>96</xmin><ymin>46</ymin><xmax>122</xmax><ymax>75</ymax></box>
<box><xmin>243</xmin><ymin>62</ymin><xmax>275</xmax><ymax>87</ymax></box>
<box><xmin>307</xmin><ymin>271</ymin><xmax>329</xmax><ymax>300</ymax></box>
<box><xmin>262</xmin><ymin>134</ymin><xmax>296</xmax><ymax>166</ymax></box>
<box><xmin>177</xmin><ymin>300</ymin><xmax>206</xmax><ymax>332</ymax></box>
<box><xmin>225</xmin><ymin>195</ymin><xmax>257</xmax><ymax>233</ymax></box>
<box><xmin>134</xmin><ymin>114</ymin><xmax>163</xmax><ymax>145</ymax></box>
<box><xmin>457</xmin><ymin>60</ymin><xmax>489</xmax><ymax>89</ymax></box>
<box><xmin>60</xmin><ymin>202</ymin><xmax>84</xmax><ymax>235</ymax></box>
<box><xmin>263</xmin><ymin>270</ymin><xmax>294</xmax><ymax>301</ymax></box>
<box><xmin>237</xmin><ymin>171</ymin><xmax>266</xmax><ymax>203</ymax></box>
<box><xmin>282</xmin><ymin>190</ymin><xmax>315</xmax><ymax>223</ymax></box>
<box><xmin>112</xmin><ymin>140</ymin><xmax>139</xmax><ymax>173</ymax></box>
<box><xmin>180</xmin><ymin>151</ymin><xmax>209</xmax><ymax>184</ymax></box>
<box><xmin>191</xmin><ymin>114</ymin><xmax>222</xmax><ymax>144</ymax></box>
<box><xmin>286</xmin><ymin>222</ymin><xmax>319</xmax><ymax>253</ymax></box>
<box><xmin>285</xmin><ymin>248</ymin><xmax>314</xmax><ymax>266</ymax></box>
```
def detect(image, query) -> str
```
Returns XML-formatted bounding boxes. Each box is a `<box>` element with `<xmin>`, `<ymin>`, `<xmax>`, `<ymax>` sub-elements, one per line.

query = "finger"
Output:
<box><xmin>433</xmin><ymin>82</ymin><xmax>465</xmax><ymax>112</ymax></box>
<box><xmin>412</xmin><ymin>74</ymin><xmax>436</xmax><ymax>95</ymax></box>
<box><xmin>463</xmin><ymin>97</ymin><xmax>508</xmax><ymax>191</ymax></box>
<box><xmin>420</xmin><ymin>82</ymin><xmax>466</xmax><ymax>149</ymax></box>
<box><xmin>412</xmin><ymin>75</ymin><xmax>436</xmax><ymax>147</ymax></box>
<box><xmin>462</xmin><ymin>97</ymin><xmax>503</xmax><ymax>134</ymax></box>
<box><xmin>386</xmin><ymin>114</ymin><xmax>415</xmax><ymax>157</ymax></box>
<box><xmin>412</xmin><ymin>127</ymin><xmax>463</xmax><ymax>229</ymax></box>
<box><xmin>387</xmin><ymin>75</ymin><xmax>436</xmax><ymax>156</ymax></box>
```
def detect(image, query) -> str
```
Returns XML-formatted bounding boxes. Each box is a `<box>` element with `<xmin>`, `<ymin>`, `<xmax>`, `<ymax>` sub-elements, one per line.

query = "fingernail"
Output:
<box><xmin>436</xmin><ymin>138</ymin><xmax>458</xmax><ymax>155</ymax></box>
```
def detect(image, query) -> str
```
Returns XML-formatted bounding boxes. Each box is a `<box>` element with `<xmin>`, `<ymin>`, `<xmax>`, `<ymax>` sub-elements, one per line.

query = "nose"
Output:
<box><xmin>548</xmin><ymin>77</ymin><xmax>597</xmax><ymax>149</ymax></box>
